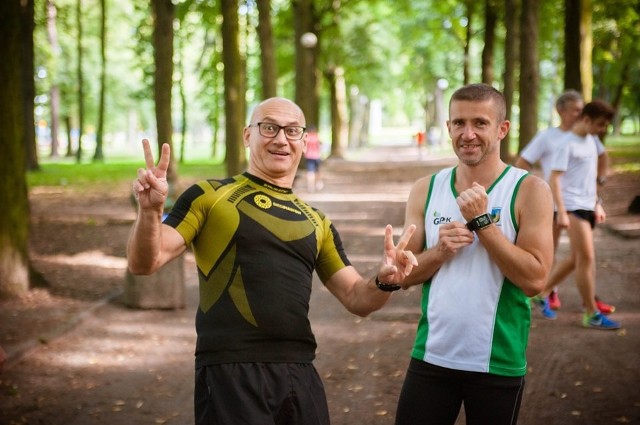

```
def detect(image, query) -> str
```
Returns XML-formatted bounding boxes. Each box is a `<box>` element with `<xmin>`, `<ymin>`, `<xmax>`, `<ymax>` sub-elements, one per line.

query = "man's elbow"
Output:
<box><xmin>522</xmin><ymin>275</ymin><xmax>547</xmax><ymax>298</ymax></box>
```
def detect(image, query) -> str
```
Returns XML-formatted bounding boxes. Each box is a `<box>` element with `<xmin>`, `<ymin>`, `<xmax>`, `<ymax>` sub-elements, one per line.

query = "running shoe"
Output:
<box><xmin>583</xmin><ymin>312</ymin><xmax>621</xmax><ymax>330</ymax></box>
<box><xmin>595</xmin><ymin>296</ymin><xmax>615</xmax><ymax>315</ymax></box>
<box><xmin>532</xmin><ymin>296</ymin><xmax>557</xmax><ymax>320</ymax></box>
<box><xmin>548</xmin><ymin>290</ymin><xmax>561</xmax><ymax>310</ymax></box>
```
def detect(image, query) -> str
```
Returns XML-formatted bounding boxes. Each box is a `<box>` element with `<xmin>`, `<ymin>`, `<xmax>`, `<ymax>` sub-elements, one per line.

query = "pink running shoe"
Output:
<box><xmin>548</xmin><ymin>290</ymin><xmax>561</xmax><ymax>310</ymax></box>
<box><xmin>595</xmin><ymin>296</ymin><xmax>615</xmax><ymax>315</ymax></box>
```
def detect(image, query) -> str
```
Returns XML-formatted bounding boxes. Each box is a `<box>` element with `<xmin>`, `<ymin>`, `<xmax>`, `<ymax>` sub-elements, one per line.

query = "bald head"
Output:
<box><xmin>249</xmin><ymin>97</ymin><xmax>306</xmax><ymax>126</ymax></box>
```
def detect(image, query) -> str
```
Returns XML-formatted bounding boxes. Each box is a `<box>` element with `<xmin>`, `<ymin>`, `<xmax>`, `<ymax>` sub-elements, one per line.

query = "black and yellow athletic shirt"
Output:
<box><xmin>164</xmin><ymin>173</ymin><xmax>351</xmax><ymax>367</ymax></box>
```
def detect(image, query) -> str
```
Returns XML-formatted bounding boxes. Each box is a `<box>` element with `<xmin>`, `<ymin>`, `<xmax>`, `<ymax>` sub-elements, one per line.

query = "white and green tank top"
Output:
<box><xmin>411</xmin><ymin>165</ymin><xmax>531</xmax><ymax>377</ymax></box>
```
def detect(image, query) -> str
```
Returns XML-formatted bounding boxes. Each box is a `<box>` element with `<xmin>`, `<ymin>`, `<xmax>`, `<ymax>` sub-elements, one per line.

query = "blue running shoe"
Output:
<box><xmin>532</xmin><ymin>296</ymin><xmax>557</xmax><ymax>320</ymax></box>
<box><xmin>583</xmin><ymin>312</ymin><xmax>621</xmax><ymax>330</ymax></box>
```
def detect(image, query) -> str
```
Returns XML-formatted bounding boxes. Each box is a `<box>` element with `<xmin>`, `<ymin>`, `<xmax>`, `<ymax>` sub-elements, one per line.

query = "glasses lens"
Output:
<box><xmin>259</xmin><ymin>123</ymin><xmax>278</xmax><ymax>137</ymax></box>
<box><xmin>285</xmin><ymin>127</ymin><xmax>304</xmax><ymax>139</ymax></box>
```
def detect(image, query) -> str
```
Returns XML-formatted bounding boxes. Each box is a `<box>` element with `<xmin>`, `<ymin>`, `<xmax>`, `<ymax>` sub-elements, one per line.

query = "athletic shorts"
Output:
<box><xmin>194</xmin><ymin>362</ymin><xmax>330</xmax><ymax>425</ymax></box>
<box><xmin>395</xmin><ymin>358</ymin><xmax>525</xmax><ymax>425</ymax></box>
<box><xmin>568</xmin><ymin>209</ymin><xmax>596</xmax><ymax>228</ymax></box>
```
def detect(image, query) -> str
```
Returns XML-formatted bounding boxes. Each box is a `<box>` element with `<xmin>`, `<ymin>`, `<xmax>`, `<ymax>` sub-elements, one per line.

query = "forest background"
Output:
<box><xmin>0</xmin><ymin>0</ymin><xmax>639</xmax><ymax>297</ymax></box>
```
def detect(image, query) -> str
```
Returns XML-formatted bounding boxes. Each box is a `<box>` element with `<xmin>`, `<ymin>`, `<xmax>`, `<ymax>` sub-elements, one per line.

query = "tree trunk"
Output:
<box><xmin>177</xmin><ymin>29</ymin><xmax>187</xmax><ymax>164</ymax></box>
<box><xmin>326</xmin><ymin>67</ymin><xmax>348</xmax><ymax>159</ymax></box>
<box><xmin>293</xmin><ymin>0</ymin><xmax>319</xmax><ymax>126</ymax></box>
<box><xmin>518</xmin><ymin>0</ymin><xmax>539</xmax><ymax>153</ymax></box>
<box><xmin>152</xmin><ymin>0</ymin><xmax>177</xmax><ymax>184</ymax></box>
<box><xmin>502</xmin><ymin>0</ymin><xmax>519</xmax><ymax>161</ymax></box>
<box><xmin>46</xmin><ymin>0</ymin><xmax>61</xmax><ymax>158</ymax></box>
<box><xmin>221</xmin><ymin>0</ymin><xmax>246</xmax><ymax>176</ymax></box>
<box><xmin>579</xmin><ymin>0</ymin><xmax>593</xmax><ymax>101</ymax></box>
<box><xmin>463</xmin><ymin>1</ymin><xmax>474</xmax><ymax>85</ymax></box>
<box><xmin>0</xmin><ymin>0</ymin><xmax>30</xmax><ymax>298</ymax></box>
<box><xmin>21</xmin><ymin>0</ymin><xmax>38</xmax><ymax>171</ymax></box>
<box><xmin>564</xmin><ymin>0</ymin><xmax>582</xmax><ymax>92</ymax></box>
<box><xmin>75</xmin><ymin>0</ymin><xmax>84</xmax><ymax>162</ymax></box>
<box><xmin>481</xmin><ymin>0</ymin><xmax>498</xmax><ymax>84</ymax></box>
<box><xmin>256</xmin><ymin>0</ymin><xmax>277</xmax><ymax>99</ymax></box>
<box><xmin>93</xmin><ymin>0</ymin><xmax>106</xmax><ymax>162</ymax></box>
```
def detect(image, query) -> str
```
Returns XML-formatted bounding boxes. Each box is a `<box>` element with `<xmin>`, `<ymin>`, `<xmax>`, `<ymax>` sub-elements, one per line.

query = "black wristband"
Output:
<box><xmin>375</xmin><ymin>275</ymin><xmax>401</xmax><ymax>292</ymax></box>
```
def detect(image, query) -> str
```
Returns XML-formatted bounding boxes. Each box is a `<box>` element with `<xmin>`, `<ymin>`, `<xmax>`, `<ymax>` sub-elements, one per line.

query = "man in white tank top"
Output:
<box><xmin>394</xmin><ymin>84</ymin><xmax>554</xmax><ymax>425</ymax></box>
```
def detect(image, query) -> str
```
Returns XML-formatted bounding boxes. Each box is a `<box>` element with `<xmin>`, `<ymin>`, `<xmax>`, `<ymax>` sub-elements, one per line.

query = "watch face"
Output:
<box><xmin>477</xmin><ymin>214</ymin><xmax>492</xmax><ymax>226</ymax></box>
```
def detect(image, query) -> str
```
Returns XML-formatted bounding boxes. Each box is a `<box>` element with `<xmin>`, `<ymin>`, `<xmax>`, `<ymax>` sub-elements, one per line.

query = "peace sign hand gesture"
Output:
<box><xmin>132</xmin><ymin>139</ymin><xmax>170</xmax><ymax>211</ymax></box>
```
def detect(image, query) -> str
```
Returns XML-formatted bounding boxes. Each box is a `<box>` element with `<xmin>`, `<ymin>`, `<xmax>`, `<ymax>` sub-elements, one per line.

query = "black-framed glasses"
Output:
<box><xmin>249</xmin><ymin>122</ymin><xmax>306</xmax><ymax>140</ymax></box>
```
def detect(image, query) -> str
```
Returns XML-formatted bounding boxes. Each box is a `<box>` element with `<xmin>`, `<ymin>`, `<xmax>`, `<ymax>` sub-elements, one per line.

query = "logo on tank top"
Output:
<box><xmin>490</xmin><ymin>207</ymin><xmax>502</xmax><ymax>226</ymax></box>
<box><xmin>432</xmin><ymin>211</ymin><xmax>452</xmax><ymax>225</ymax></box>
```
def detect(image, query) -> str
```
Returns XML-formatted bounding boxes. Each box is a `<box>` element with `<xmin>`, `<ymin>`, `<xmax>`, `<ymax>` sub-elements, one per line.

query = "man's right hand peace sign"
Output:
<box><xmin>133</xmin><ymin>139</ymin><xmax>171</xmax><ymax>211</ymax></box>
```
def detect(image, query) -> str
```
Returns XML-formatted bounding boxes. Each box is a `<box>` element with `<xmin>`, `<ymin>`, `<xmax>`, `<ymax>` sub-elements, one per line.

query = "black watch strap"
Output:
<box><xmin>375</xmin><ymin>275</ymin><xmax>401</xmax><ymax>292</ymax></box>
<box><xmin>466</xmin><ymin>213</ymin><xmax>493</xmax><ymax>232</ymax></box>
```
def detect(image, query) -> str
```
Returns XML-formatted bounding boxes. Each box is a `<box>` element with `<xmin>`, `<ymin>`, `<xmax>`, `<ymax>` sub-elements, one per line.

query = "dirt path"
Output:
<box><xmin>1</xmin><ymin>145</ymin><xmax>639</xmax><ymax>424</ymax></box>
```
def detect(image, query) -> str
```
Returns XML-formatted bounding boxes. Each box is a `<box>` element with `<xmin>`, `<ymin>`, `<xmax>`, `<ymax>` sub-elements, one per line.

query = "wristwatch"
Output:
<box><xmin>466</xmin><ymin>213</ymin><xmax>493</xmax><ymax>232</ymax></box>
<box><xmin>375</xmin><ymin>275</ymin><xmax>401</xmax><ymax>292</ymax></box>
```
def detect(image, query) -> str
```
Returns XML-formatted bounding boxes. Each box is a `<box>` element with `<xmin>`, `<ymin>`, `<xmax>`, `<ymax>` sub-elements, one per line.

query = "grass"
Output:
<box><xmin>28</xmin><ymin>158</ymin><xmax>226</xmax><ymax>191</ymax></box>
<box><xmin>27</xmin><ymin>134</ymin><xmax>640</xmax><ymax>190</ymax></box>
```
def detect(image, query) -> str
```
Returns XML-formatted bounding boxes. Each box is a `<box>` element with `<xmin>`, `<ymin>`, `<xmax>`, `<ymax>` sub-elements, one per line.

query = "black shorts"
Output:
<box><xmin>194</xmin><ymin>362</ymin><xmax>330</xmax><ymax>425</ymax></box>
<box><xmin>568</xmin><ymin>209</ymin><xmax>596</xmax><ymax>229</ymax></box>
<box><xmin>395</xmin><ymin>358</ymin><xmax>525</xmax><ymax>425</ymax></box>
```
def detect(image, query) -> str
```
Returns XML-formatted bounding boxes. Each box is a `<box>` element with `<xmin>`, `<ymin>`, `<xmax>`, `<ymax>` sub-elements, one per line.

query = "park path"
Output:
<box><xmin>1</xmin><ymin>144</ymin><xmax>639</xmax><ymax>425</ymax></box>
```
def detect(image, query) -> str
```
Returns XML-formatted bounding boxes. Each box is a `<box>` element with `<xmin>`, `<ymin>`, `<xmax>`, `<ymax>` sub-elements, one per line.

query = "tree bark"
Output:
<box><xmin>46</xmin><ymin>0</ymin><xmax>61</xmax><ymax>158</ymax></box>
<box><xmin>0</xmin><ymin>0</ymin><xmax>30</xmax><ymax>298</ymax></box>
<box><xmin>518</xmin><ymin>0</ymin><xmax>540</xmax><ymax>153</ymax></box>
<box><xmin>75</xmin><ymin>0</ymin><xmax>84</xmax><ymax>162</ymax></box>
<box><xmin>502</xmin><ymin>0</ymin><xmax>519</xmax><ymax>161</ymax></box>
<box><xmin>326</xmin><ymin>67</ymin><xmax>348</xmax><ymax>159</ymax></box>
<box><xmin>256</xmin><ymin>0</ymin><xmax>277</xmax><ymax>99</ymax></box>
<box><xmin>93</xmin><ymin>0</ymin><xmax>106</xmax><ymax>162</ymax></box>
<box><xmin>21</xmin><ymin>0</ymin><xmax>38</xmax><ymax>171</ymax></box>
<box><xmin>152</xmin><ymin>0</ymin><xmax>177</xmax><ymax>183</ymax></box>
<box><xmin>220</xmin><ymin>0</ymin><xmax>246</xmax><ymax>176</ymax></box>
<box><xmin>293</xmin><ymin>0</ymin><xmax>320</xmax><ymax>127</ymax></box>
<box><xmin>579</xmin><ymin>0</ymin><xmax>593</xmax><ymax>101</ymax></box>
<box><xmin>482</xmin><ymin>0</ymin><xmax>498</xmax><ymax>84</ymax></box>
<box><xmin>564</xmin><ymin>0</ymin><xmax>582</xmax><ymax>92</ymax></box>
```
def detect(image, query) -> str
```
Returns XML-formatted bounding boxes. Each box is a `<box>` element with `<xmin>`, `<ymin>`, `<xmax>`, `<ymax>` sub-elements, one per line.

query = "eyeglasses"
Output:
<box><xmin>249</xmin><ymin>122</ymin><xmax>306</xmax><ymax>141</ymax></box>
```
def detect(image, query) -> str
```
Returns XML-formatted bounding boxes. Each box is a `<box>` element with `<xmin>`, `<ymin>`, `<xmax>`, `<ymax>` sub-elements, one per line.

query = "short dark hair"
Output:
<box><xmin>581</xmin><ymin>99</ymin><xmax>615</xmax><ymax>121</ymax></box>
<box><xmin>450</xmin><ymin>83</ymin><xmax>506</xmax><ymax>121</ymax></box>
<box><xmin>556</xmin><ymin>90</ymin><xmax>583</xmax><ymax>111</ymax></box>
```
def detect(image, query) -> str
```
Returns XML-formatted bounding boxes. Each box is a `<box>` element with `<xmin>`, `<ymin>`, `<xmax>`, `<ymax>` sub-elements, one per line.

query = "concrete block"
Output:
<box><xmin>124</xmin><ymin>256</ymin><xmax>186</xmax><ymax>309</ymax></box>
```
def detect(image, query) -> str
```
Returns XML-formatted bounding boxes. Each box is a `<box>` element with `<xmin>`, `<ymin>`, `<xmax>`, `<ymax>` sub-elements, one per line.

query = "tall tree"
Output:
<box><xmin>93</xmin><ymin>0</ymin><xmax>107</xmax><ymax>161</ymax></box>
<box><xmin>463</xmin><ymin>0</ymin><xmax>474</xmax><ymax>85</ymax></box>
<box><xmin>502</xmin><ymin>0</ymin><xmax>519</xmax><ymax>160</ymax></box>
<box><xmin>152</xmin><ymin>0</ymin><xmax>177</xmax><ymax>183</ymax></box>
<box><xmin>326</xmin><ymin>66</ymin><xmax>348</xmax><ymax>158</ymax></box>
<box><xmin>256</xmin><ymin>0</ymin><xmax>277</xmax><ymax>99</ymax></box>
<box><xmin>481</xmin><ymin>0</ymin><xmax>498</xmax><ymax>84</ymax></box>
<box><xmin>564</xmin><ymin>0</ymin><xmax>582</xmax><ymax>92</ymax></box>
<box><xmin>579</xmin><ymin>0</ymin><xmax>593</xmax><ymax>100</ymax></box>
<box><xmin>21</xmin><ymin>0</ymin><xmax>38</xmax><ymax>171</ymax></box>
<box><xmin>519</xmin><ymin>0</ymin><xmax>540</xmax><ymax>153</ymax></box>
<box><xmin>221</xmin><ymin>0</ymin><xmax>246</xmax><ymax>175</ymax></box>
<box><xmin>75</xmin><ymin>0</ymin><xmax>84</xmax><ymax>162</ymax></box>
<box><xmin>292</xmin><ymin>0</ymin><xmax>320</xmax><ymax>127</ymax></box>
<box><xmin>46</xmin><ymin>0</ymin><xmax>61</xmax><ymax>158</ymax></box>
<box><xmin>0</xmin><ymin>0</ymin><xmax>30</xmax><ymax>298</ymax></box>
